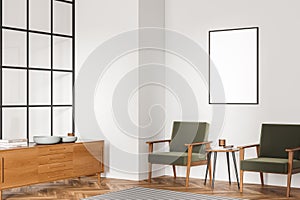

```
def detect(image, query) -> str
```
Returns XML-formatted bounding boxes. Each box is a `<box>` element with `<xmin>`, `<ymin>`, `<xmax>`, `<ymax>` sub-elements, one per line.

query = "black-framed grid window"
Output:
<box><xmin>0</xmin><ymin>0</ymin><xmax>75</xmax><ymax>141</ymax></box>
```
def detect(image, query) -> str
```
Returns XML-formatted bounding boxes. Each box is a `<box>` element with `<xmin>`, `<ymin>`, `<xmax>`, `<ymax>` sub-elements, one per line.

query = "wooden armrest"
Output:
<box><xmin>237</xmin><ymin>144</ymin><xmax>260</xmax><ymax>149</ymax></box>
<box><xmin>146</xmin><ymin>139</ymin><xmax>171</xmax><ymax>144</ymax></box>
<box><xmin>286</xmin><ymin>146</ymin><xmax>300</xmax><ymax>152</ymax></box>
<box><xmin>238</xmin><ymin>144</ymin><xmax>260</xmax><ymax>161</ymax></box>
<box><xmin>184</xmin><ymin>141</ymin><xmax>212</xmax><ymax>147</ymax></box>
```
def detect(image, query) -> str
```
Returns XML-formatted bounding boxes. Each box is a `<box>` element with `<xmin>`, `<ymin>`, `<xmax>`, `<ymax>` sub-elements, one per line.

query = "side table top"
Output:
<box><xmin>207</xmin><ymin>147</ymin><xmax>239</xmax><ymax>152</ymax></box>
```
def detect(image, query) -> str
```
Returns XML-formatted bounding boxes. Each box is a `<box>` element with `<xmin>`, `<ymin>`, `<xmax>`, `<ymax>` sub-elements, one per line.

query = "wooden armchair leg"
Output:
<box><xmin>287</xmin><ymin>172</ymin><xmax>292</xmax><ymax>197</ymax></box>
<box><xmin>286</xmin><ymin>151</ymin><xmax>294</xmax><ymax>197</ymax></box>
<box><xmin>172</xmin><ymin>165</ymin><xmax>176</xmax><ymax>179</ymax></box>
<box><xmin>239</xmin><ymin>148</ymin><xmax>245</xmax><ymax>193</ymax></box>
<box><xmin>185</xmin><ymin>145</ymin><xmax>192</xmax><ymax>187</ymax></box>
<box><xmin>148</xmin><ymin>143</ymin><xmax>153</xmax><ymax>183</ymax></box>
<box><xmin>185</xmin><ymin>165</ymin><xmax>191</xmax><ymax>187</ymax></box>
<box><xmin>259</xmin><ymin>172</ymin><xmax>264</xmax><ymax>186</ymax></box>
<box><xmin>240</xmin><ymin>170</ymin><xmax>244</xmax><ymax>192</ymax></box>
<box><xmin>148</xmin><ymin>163</ymin><xmax>152</xmax><ymax>183</ymax></box>
<box><xmin>208</xmin><ymin>161</ymin><xmax>212</xmax><ymax>186</ymax></box>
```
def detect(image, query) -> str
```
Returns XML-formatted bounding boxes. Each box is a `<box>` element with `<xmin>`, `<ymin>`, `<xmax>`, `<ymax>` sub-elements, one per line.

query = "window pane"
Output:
<box><xmin>3</xmin><ymin>69</ymin><xmax>27</xmax><ymax>105</ymax></box>
<box><xmin>3</xmin><ymin>0</ymin><xmax>26</xmax><ymax>29</ymax></box>
<box><xmin>2</xmin><ymin>108</ymin><xmax>27</xmax><ymax>140</ymax></box>
<box><xmin>30</xmin><ymin>0</ymin><xmax>50</xmax><ymax>32</ymax></box>
<box><xmin>29</xmin><ymin>71</ymin><xmax>51</xmax><ymax>105</ymax></box>
<box><xmin>53</xmin><ymin>107</ymin><xmax>72</xmax><ymax>136</ymax></box>
<box><xmin>2</xmin><ymin>30</ymin><xmax>27</xmax><ymax>67</ymax></box>
<box><xmin>29</xmin><ymin>33</ymin><xmax>51</xmax><ymax>68</ymax></box>
<box><xmin>53</xmin><ymin>36</ymin><xmax>72</xmax><ymax>70</ymax></box>
<box><xmin>54</xmin><ymin>1</ymin><xmax>72</xmax><ymax>35</ymax></box>
<box><xmin>53</xmin><ymin>72</ymin><xmax>72</xmax><ymax>105</ymax></box>
<box><xmin>29</xmin><ymin>108</ymin><xmax>51</xmax><ymax>142</ymax></box>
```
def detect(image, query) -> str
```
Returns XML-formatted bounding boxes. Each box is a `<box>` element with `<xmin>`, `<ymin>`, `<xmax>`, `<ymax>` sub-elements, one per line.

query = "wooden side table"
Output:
<box><xmin>204</xmin><ymin>148</ymin><xmax>240</xmax><ymax>189</ymax></box>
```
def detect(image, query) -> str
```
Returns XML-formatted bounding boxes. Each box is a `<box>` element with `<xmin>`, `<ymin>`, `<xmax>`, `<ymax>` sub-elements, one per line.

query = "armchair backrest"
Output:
<box><xmin>170</xmin><ymin>121</ymin><xmax>209</xmax><ymax>153</ymax></box>
<box><xmin>259</xmin><ymin>124</ymin><xmax>300</xmax><ymax>159</ymax></box>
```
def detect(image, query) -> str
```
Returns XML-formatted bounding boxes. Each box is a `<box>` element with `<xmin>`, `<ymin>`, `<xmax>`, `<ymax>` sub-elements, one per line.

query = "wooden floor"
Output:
<box><xmin>2</xmin><ymin>175</ymin><xmax>300</xmax><ymax>199</ymax></box>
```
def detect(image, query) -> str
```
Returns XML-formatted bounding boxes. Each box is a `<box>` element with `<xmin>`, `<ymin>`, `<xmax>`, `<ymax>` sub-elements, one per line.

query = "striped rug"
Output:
<box><xmin>83</xmin><ymin>187</ymin><xmax>244</xmax><ymax>200</ymax></box>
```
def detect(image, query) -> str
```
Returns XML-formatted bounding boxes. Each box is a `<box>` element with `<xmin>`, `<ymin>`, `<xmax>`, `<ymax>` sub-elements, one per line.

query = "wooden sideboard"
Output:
<box><xmin>0</xmin><ymin>140</ymin><xmax>104</xmax><ymax>200</ymax></box>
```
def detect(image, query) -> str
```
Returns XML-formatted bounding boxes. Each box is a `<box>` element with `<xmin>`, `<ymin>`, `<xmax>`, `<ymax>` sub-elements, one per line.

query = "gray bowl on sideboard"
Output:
<box><xmin>61</xmin><ymin>136</ymin><xmax>77</xmax><ymax>143</ymax></box>
<box><xmin>33</xmin><ymin>136</ymin><xmax>62</xmax><ymax>145</ymax></box>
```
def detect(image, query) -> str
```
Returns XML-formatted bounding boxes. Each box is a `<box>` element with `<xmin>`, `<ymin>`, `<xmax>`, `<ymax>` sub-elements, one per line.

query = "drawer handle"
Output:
<box><xmin>49</xmin><ymin>164</ymin><xmax>66</xmax><ymax>169</ymax></box>
<box><xmin>49</xmin><ymin>156</ymin><xmax>66</xmax><ymax>161</ymax></box>
<box><xmin>49</xmin><ymin>147</ymin><xmax>66</xmax><ymax>151</ymax></box>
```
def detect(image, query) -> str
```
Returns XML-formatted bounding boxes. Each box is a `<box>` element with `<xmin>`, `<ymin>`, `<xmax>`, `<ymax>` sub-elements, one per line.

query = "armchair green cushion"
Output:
<box><xmin>170</xmin><ymin>122</ymin><xmax>209</xmax><ymax>153</ymax></box>
<box><xmin>241</xmin><ymin>157</ymin><xmax>300</xmax><ymax>174</ymax></box>
<box><xmin>259</xmin><ymin>124</ymin><xmax>300</xmax><ymax>159</ymax></box>
<box><xmin>149</xmin><ymin>152</ymin><xmax>206</xmax><ymax>166</ymax></box>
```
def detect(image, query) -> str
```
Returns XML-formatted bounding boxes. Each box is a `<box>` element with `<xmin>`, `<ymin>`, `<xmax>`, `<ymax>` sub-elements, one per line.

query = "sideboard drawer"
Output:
<box><xmin>38</xmin><ymin>169</ymin><xmax>73</xmax><ymax>182</ymax></box>
<box><xmin>38</xmin><ymin>145</ymin><xmax>73</xmax><ymax>156</ymax></box>
<box><xmin>38</xmin><ymin>153</ymin><xmax>73</xmax><ymax>165</ymax></box>
<box><xmin>38</xmin><ymin>161</ymin><xmax>73</xmax><ymax>173</ymax></box>
<box><xmin>0</xmin><ymin>140</ymin><xmax>104</xmax><ymax>200</ymax></box>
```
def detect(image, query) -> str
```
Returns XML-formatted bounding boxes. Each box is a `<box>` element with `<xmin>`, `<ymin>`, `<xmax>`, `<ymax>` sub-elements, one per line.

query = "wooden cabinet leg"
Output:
<box><xmin>0</xmin><ymin>189</ymin><xmax>2</xmax><ymax>200</ymax></box>
<box><xmin>97</xmin><ymin>173</ymin><xmax>101</xmax><ymax>185</ymax></box>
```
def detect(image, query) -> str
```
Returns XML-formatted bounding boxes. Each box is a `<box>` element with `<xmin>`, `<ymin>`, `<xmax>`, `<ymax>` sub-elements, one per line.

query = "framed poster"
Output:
<box><xmin>209</xmin><ymin>27</ymin><xmax>259</xmax><ymax>104</ymax></box>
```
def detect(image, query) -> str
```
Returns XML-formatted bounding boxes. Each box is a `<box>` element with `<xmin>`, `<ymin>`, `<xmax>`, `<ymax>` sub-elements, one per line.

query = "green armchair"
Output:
<box><xmin>147</xmin><ymin>121</ymin><xmax>212</xmax><ymax>187</ymax></box>
<box><xmin>239</xmin><ymin>124</ymin><xmax>300</xmax><ymax>197</ymax></box>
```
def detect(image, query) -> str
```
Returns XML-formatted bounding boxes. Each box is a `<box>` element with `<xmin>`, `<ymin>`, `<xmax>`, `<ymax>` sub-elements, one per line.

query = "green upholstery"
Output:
<box><xmin>240</xmin><ymin>124</ymin><xmax>300</xmax><ymax>173</ymax></box>
<box><xmin>148</xmin><ymin>121</ymin><xmax>209</xmax><ymax>165</ymax></box>
<box><xmin>241</xmin><ymin>157</ymin><xmax>300</xmax><ymax>174</ymax></box>
<box><xmin>259</xmin><ymin>124</ymin><xmax>300</xmax><ymax>159</ymax></box>
<box><xmin>149</xmin><ymin>152</ymin><xmax>206</xmax><ymax>165</ymax></box>
<box><xmin>170</xmin><ymin>122</ymin><xmax>209</xmax><ymax>153</ymax></box>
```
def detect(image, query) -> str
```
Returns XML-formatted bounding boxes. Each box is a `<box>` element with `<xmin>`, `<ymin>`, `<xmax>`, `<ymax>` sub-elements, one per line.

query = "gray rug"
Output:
<box><xmin>82</xmin><ymin>187</ymin><xmax>244</xmax><ymax>200</ymax></box>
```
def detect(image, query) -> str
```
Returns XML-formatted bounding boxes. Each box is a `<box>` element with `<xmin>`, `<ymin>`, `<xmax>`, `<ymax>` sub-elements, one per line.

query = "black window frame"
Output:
<box><xmin>0</xmin><ymin>0</ymin><xmax>75</xmax><ymax>139</ymax></box>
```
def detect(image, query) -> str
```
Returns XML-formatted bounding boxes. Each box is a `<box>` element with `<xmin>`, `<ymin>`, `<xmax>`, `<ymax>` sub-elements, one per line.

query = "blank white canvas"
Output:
<box><xmin>210</xmin><ymin>28</ymin><xmax>258</xmax><ymax>104</ymax></box>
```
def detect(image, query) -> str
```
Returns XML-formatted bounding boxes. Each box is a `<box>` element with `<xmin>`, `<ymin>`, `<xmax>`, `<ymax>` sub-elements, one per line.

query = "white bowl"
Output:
<box><xmin>61</xmin><ymin>136</ymin><xmax>77</xmax><ymax>143</ymax></box>
<box><xmin>33</xmin><ymin>136</ymin><xmax>62</xmax><ymax>145</ymax></box>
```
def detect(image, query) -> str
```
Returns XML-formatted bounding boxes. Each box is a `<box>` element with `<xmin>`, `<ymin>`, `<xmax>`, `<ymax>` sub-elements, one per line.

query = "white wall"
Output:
<box><xmin>138</xmin><ymin>0</ymin><xmax>166</xmax><ymax>180</ymax></box>
<box><xmin>165</xmin><ymin>0</ymin><xmax>300</xmax><ymax>187</ymax></box>
<box><xmin>76</xmin><ymin>0</ymin><xmax>169</xmax><ymax>181</ymax></box>
<box><xmin>76</xmin><ymin>0</ymin><xmax>139</xmax><ymax>180</ymax></box>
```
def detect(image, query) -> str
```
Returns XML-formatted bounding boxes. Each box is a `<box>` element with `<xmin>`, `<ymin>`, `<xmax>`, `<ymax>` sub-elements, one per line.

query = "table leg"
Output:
<box><xmin>204</xmin><ymin>152</ymin><xmax>212</xmax><ymax>185</ymax></box>
<box><xmin>232</xmin><ymin>151</ymin><xmax>240</xmax><ymax>189</ymax></box>
<box><xmin>226</xmin><ymin>152</ymin><xmax>231</xmax><ymax>185</ymax></box>
<box><xmin>212</xmin><ymin>152</ymin><xmax>217</xmax><ymax>189</ymax></box>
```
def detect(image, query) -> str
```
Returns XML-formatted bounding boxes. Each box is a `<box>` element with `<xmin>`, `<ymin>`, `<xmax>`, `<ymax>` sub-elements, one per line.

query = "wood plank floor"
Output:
<box><xmin>2</xmin><ymin>175</ymin><xmax>300</xmax><ymax>199</ymax></box>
